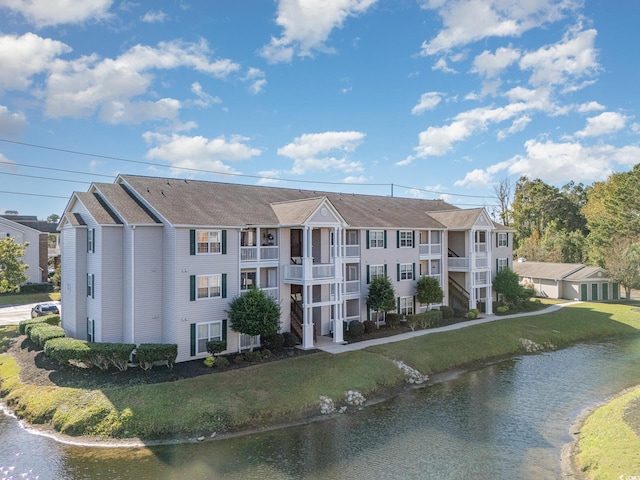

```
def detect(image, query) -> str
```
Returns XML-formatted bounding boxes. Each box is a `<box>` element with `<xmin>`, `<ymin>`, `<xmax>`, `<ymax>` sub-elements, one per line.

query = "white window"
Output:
<box><xmin>399</xmin><ymin>263</ymin><xmax>414</xmax><ymax>281</ymax></box>
<box><xmin>197</xmin><ymin>230</ymin><xmax>221</xmax><ymax>254</ymax></box>
<box><xmin>197</xmin><ymin>274</ymin><xmax>222</xmax><ymax>299</ymax></box>
<box><xmin>87</xmin><ymin>273</ymin><xmax>94</xmax><ymax>298</ymax></box>
<box><xmin>497</xmin><ymin>258</ymin><xmax>508</xmax><ymax>272</ymax></box>
<box><xmin>399</xmin><ymin>296</ymin><xmax>414</xmax><ymax>315</ymax></box>
<box><xmin>87</xmin><ymin>318</ymin><xmax>95</xmax><ymax>342</ymax></box>
<box><xmin>399</xmin><ymin>231</ymin><xmax>413</xmax><ymax>248</ymax></box>
<box><xmin>370</xmin><ymin>230</ymin><xmax>384</xmax><ymax>248</ymax></box>
<box><xmin>196</xmin><ymin>321</ymin><xmax>223</xmax><ymax>354</ymax></box>
<box><xmin>497</xmin><ymin>233</ymin><xmax>508</xmax><ymax>247</ymax></box>
<box><xmin>241</xmin><ymin>271</ymin><xmax>256</xmax><ymax>290</ymax></box>
<box><xmin>87</xmin><ymin>228</ymin><xmax>95</xmax><ymax>253</ymax></box>
<box><xmin>370</xmin><ymin>264</ymin><xmax>385</xmax><ymax>282</ymax></box>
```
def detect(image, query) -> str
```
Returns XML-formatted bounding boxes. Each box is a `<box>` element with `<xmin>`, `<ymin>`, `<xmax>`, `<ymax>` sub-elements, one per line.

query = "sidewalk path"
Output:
<box><xmin>317</xmin><ymin>302</ymin><xmax>582</xmax><ymax>354</ymax></box>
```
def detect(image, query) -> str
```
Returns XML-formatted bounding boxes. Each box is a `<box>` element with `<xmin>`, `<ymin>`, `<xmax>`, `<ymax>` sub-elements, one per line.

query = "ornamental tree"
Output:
<box><xmin>0</xmin><ymin>238</ymin><xmax>29</xmax><ymax>293</ymax></box>
<box><xmin>492</xmin><ymin>268</ymin><xmax>523</xmax><ymax>305</ymax></box>
<box><xmin>227</xmin><ymin>286</ymin><xmax>281</xmax><ymax>351</ymax></box>
<box><xmin>367</xmin><ymin>276</ymin><xmax>396</xmax><ymax>325</ymax></box>
<box><xmin>416</xmin><ymin>276</ymin><xmax>444</xmax><ymax>310</ymax></box>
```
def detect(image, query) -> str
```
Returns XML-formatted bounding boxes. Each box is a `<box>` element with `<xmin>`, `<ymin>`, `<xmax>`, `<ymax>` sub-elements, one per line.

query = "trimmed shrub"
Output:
<box><xmin>206</xmin><ymin>340</ymin><xmax>227</xmax><ymax>356</ymax></box>
<box><xmin>44</xmin><ymin>337</ymin><xmax>90</xmax><ymax>365</ymax></box>
<box><xmin>261</xmin><ymin>333</ymin><xmax>284</xmax><ymax>351</ymax></box>
<box><xmin>282</xmin><ymin>331</ymin><xmax>298</xmax><ymax>348</ymax></box>
<box><xmin>440</xmin><ymin>306</ymin><xmax>454</xmax><ymax>319</ymax></box>
<box><xmin>243</xmin><ymin>350</ymin><xmax>262</xmax><ymax>363</ymax></box>
<box><xmin>467</xmin><ymin>308</ymin><xmax>479</xmax><ymax>320</ymax></box>
<box><xmin>496</xmin><ymin>305</ymin><xmax>509</xmax><ymax>314</ymax></box>
<box><xmin>385</xmin><ymin>313</ymin><xmax>402</xmax><ymax>329</ymax></box>
<box><xmin>260</xmin><ymin>348</ymin><xmax>272</xmax><ymax>360</ymax></box>
<box><xmin>19</xmin><ymin>314</ymin><xmax>60</xmax><ymax>335</ymax></box>
<box><xmin>363</xmin><ymin>320</ymin><xmax>377</xmax><ymax>333</ymax></box>
<box><xmin>214</xmin><ymin>356</ymin><xmax>230</xmax><ymax>368</ymax></box>
<box><xmin>136</xmin><ymin>343</ymin><xmax>178</xmax><ymax>370</ymax></box>
<box><xmin>29</xmin><ymin>324</ymin><xmax>65</xmax><ymax>348</ymax></box>
<box><xmin>83</xmin><ymin>343</ymin><xmax>135</xmax><ymax>371</ymax></box>
<box><xmin>406</xmin><ymin>310</ymin><xmax>444</xmax><ymax>331</ymax></box>
<box><xmin>19</xmin><ymin>282</ymin><xmax>53</xmax><ymax>294</ymax></box>
<box><xmin>203</xmin><ymin>355</ymin><xmax>215</xmax><ymax>368</ymax></box>
<box><xmin>347</xmin><ymin>320</ymin><xmax>365</xmax><ymax>338</ymax></box>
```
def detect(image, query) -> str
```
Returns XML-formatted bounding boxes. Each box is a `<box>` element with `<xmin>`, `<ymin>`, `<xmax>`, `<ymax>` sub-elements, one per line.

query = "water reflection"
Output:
<box><xmin>2</xmin><ymin>339</ymin><xmax>640</xmax><ymax>479</ymax></box>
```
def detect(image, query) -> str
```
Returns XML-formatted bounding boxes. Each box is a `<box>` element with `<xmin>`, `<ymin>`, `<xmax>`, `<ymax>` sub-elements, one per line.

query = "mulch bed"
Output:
<box><xmin>7</xmin><ymin>317</ymin><xmax>472</xmax><ymax>390</ymax></box>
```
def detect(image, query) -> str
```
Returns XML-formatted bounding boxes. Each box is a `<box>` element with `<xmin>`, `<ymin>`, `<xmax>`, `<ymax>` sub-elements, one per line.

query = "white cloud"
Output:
<box><xmin>519</xmin><ymin>26</ymin><xmax>599</xmax><ymax>88</ymax></box>
<box><xmin>497</xmin><ymin>115</ymin><xmax>531</xmax><ymax>140</ymax></box>
<box><xmin>432</xmin><ymin>57</ymin><xmax>457</xmax><ymax>73</ymax></box>
<box><xmin>260</xmin><ymin>0</ymin><xmax>379</xmax><ymax>63</ymax></box>
<box><xmin>575</xmin><ymin>111</ymin><xmax>628</xmax><ymax>138</ymax></box>
<box><xmin>343</xmin><ymin>175</ymin><xmax>367</xmax><ymax>183</ymax></box>
<box><xmin>0</xmin><ymin>33</ymin><xmax>71</xmax><ymax>94</ymax></box>
<box><xmin>472</xmin><ymin>46</ymin><xmax>520</xmax><ymax>78</ymax></box>
<box><xmin>577</xmin><ymin>101</ymin><xmax>605</xmax><ymax>113</ymax></box>
<box><xmin>278</xmin><ymin>131</ymin><xmax>365</xmax><ymax>174</ymax></box>
<box><xmin>411</xmin><ymin>92</ymin><xmax>442</xmax><ymax>115</ymax></box>
<box><xmin>0</xmin><ymin>0</ymin><xmax>113</xmax><ymax>27</ymax></box>
<box><xmin>44</xmin><ymin>39</ymin><xmax>241</xmax><ymax>123</ymax></box>
<box><xmin>244</xmin><ymin>68</ymin><xmax>267</xmax><ymax>94</ymax></box>
<box><xmin>419</xmin><ymin>0</ymin><xmax>579</xmax><ymax>55</ymax></box>
<box><xmin>399</xmin><ymin>101</ymin><xmax>532</xmax><ymax>165</ymax></box>
<box><xmin>189</xmin><ymin>82</ymin><xmax>222</xmax><ymax>108</ymax></box>
<box><xmin>0</xmin><ymin>105</ymin><xmax>28</xmax><ymax>138</ymax></box>
<box><xmin>457</xmin><ymin>139</ymin><xmax>637</xmax><ymax>187</ymax></box>
<box><xmin>141</xmin><ymin>10</ymin><xmax>168</xmax><ymax>23</ymax></box>
<box><xmin>143</xmin><ymin>132</ymin><xmax>261</xmax><ymax>174</ymax></box>
<box><xmin>0</xmin><ymin>153</ymin><xmax>18</xmax><ymax>171</ymax></box>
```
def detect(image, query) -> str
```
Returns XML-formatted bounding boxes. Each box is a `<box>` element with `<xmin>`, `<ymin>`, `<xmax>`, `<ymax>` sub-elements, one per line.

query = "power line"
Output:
<box><xmin>0</xmin><ymin>190</ymin><xmax>69</xmax><ymax>199</ymax></box>
<box><xmin>0</xmin><ymin>159</ymin><xmax>114</xmax><ymax>179</ymax></box>
<box><xmin>0</xmin><ymin>137</ymin><xmax>496</xmax><ymax>200</ymax></box>
<box><xmin>0</xmin><ymin>171</ymin><xmax>92</xmax><ymax>185</ymax></box>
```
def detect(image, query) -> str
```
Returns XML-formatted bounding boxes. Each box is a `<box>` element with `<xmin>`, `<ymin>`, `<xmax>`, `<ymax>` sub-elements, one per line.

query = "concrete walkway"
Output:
<box><xmin>316</xmin><ymin>301</ymin><xmax>582</xmax><ymax>354</ymax></box>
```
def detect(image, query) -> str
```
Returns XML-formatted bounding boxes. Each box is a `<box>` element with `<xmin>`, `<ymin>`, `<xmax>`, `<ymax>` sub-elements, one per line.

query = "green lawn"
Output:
<box><xmin>0</xmin><ymin>292</ymin><xmax>60</xmax><ymax>306</ymax></box>
<box><xmin>1</xmin><ymin>301</ymin><xmax>640</xmax><ymax>441</ymax></box>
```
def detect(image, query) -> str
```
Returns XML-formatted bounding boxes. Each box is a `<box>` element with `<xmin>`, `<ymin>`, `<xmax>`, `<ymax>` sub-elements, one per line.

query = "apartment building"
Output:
<box><xmin>59</xmin><ymin>174</ymin><xmax>513</xmax><ymax>363</ymax></box>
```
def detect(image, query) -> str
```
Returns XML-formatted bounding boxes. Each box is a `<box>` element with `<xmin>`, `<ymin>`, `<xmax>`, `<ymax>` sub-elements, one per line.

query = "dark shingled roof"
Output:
<box><xmin>117</xmin><ymin>174</ymin><xmax>463</xmax><ymax>229</ymax></box>
<box><xmin>75</xmin><ymin>192</ymin><xmax>123</xmax><ymax>225</ymax></box>
<box><xmin>0</xmin><ymin>215</ymin><xmax>59</xmax><ymax>233</ymax></box>
<box><xmin>92</xmin><ymin>183</ymin><xmax>162</xmax><ymax>225</ymax></box>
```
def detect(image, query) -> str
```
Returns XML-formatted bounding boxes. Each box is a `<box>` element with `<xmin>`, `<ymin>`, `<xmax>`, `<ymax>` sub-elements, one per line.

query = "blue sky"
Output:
<box><xmin>1</xmin><ymin>0</ymin><xmax>639</xmax><ymax>221</ymax></box>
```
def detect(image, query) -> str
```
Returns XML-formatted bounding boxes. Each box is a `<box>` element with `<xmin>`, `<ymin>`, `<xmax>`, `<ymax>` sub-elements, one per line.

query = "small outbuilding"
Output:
<box><xmin>513</xmin><ymin>260</ymin><xmax>620</xmax><ymax>301</ymax></box>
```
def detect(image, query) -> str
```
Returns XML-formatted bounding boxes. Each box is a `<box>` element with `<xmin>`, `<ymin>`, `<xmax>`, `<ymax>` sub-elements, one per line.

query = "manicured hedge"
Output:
<box><xmin>19</xmin><ymin>314</ymin><xmax>60</xmax><ymax>335</ymax></box>
<box><xmin>43</xmin><ymin>339</ymin><xmax>134</xmax><ymax>371</ymax></box>
<box><xmin>19</xmin><ymin>282</ymin><xmax>53</xmax><ymax>294</ymax></box>
<box><xmin>406</xmin><ymin>310</ymin><xmax>444</xmax><ymax>330</ymax></box>
<box><xmin>385</xmin><ymin>313</ymin><xmax>403</xmax><ymax>328</ymax></box>
<box><xmin>28</xmin><ymin>324</ymin><xmax>66</xmax><ymax>348</ymax></box>
<box><xmin>44</xmin><ymin>337</ymin><xmax>91</xmax><ymax>365</ymax></box>
<box><xmin>136</xmin><ymin>343</ymin><xmax>178</xmax><ymax>370</ymax></box>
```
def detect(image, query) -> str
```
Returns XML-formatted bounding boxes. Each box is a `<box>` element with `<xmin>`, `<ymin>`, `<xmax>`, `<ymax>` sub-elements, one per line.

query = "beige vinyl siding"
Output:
<box><xmin>161</xmin><ymin>226</ymin><xmax>177</xmax><ymax>345</ymax></box>
<box><xmin>132</xmin><ymin>226</ymin><xmax>164</xmax><ymax>343</ymax></box>
<box><xmin>174</xmin><ymin>227</ymin><xmax>239</xmax><ymax>363</ymax></box>
<box><xmin>98</xmin><ymin>225</ymin><xmax>124</xmax><ymax>343</ymax></box>
<box><xmin>279</xmin><ymin>227</ymin><xmax>292</xmax><ymax>334</ymax></box>
<box><xmin>0</xmin><ymin>218</ymin><xmax>42</xmax><ymax>285</ymax></box>
<box><xmin>60</xmin><ymin>225</ymin><xmax>88</xmax><ymax>339</ymax></box>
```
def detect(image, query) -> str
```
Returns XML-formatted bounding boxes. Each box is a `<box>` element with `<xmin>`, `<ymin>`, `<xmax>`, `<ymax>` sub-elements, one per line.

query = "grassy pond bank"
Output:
<box><xmin>1</xmin><ymin>301</ymin><xmax>640</xmax><ymax>463</ymax></box>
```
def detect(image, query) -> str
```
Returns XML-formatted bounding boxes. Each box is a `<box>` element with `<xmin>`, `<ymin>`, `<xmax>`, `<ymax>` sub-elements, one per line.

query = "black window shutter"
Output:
<box><xmin>366</xmin><ymin>230</ymin><xmax>370</xmax><ymax>249</ymax></box>
<box><xmin>397</xmin><ymin>263</ymin><xmax>400</xmax><ymax>281</ymax></box>
<box><xmin>221</xmin><ymin>230</ymin><xmax>227</xmax><ymax>254</ymax></box>
<box><xmin>396</xmin><ymin>231</ymin><xmax>400</xmax><ymax>248</ymax></box>
<box><xmin>222</xmin><ymin>273</ymin><xmax>227</xmax><ymax>298</ymax></box>
<box><xmin>190</xmin><ymin>230</ymin><xmax>196</xmax><ymax>255</ymax></box>
<box><xmin>506</xmin><ymin>233</ymin><xmax>509</xmax><ymax>248</ymax></box>
<box><xmin>190</xmin><ymin>275</ymin><xmax>196</xmax><ymax>301</ymax></box>
<box><xmin>91</xmin><ymin>275</ymin><xmax>94</xmax><ymax>299</ymax></box>
<box><xmin>413</xmin><ymin>295</ymin><xmax>416</xmax><ymax>312</ymax></box>
<box><xmin>190</xmin><ymin>323</ymin><xmax>196</xmax><ymax>356</ymax></box>
<box><xmin>366</xmin><ymin>265</ymin><xmax>370</xmax><ymax>284</ymax></box>
<box><xmin>383</xmin><ymin>230</ymin><xmax>387</xmax><ymax>248</ymax></box>
<box><xmin>397</xmin><ymin>297</ymin><xmax>400</xmax><ymax>313</ymax></box>
<box><xmin>222</xmin><ymin>319</ymin><xmax>227</xmax><ymax>342</ymax></box>
<box><xmin>412</xmin><ymin>231</ymin><xmax>416</xmax><ymax>248</ymax></box>
<box><xmin>384</xmin><ymin>264</ymin><xmax>388</xmax><ymax>277</ymax></box>
<box><xmin>412</xmin><ymin>263</ymin><xmax>416</xmax><ymax>279</ymax></box>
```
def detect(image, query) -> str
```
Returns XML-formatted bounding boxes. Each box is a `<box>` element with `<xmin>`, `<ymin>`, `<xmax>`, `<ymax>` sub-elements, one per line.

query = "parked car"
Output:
<box><xmin>31</xmin><ymin>303</ymin><xmax>60</xmax><ymax>318</ymax></box>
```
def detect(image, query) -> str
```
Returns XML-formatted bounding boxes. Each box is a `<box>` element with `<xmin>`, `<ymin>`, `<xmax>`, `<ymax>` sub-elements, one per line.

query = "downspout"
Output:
<box><xmin>131</xmin><ymin>225</ymin><xmax>136</xmax><ymax>344</ymax></box>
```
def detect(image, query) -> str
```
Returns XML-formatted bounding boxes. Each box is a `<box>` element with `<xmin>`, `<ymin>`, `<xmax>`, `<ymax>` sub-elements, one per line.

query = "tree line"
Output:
<box><xmin>493</xmin><ymin>163</ymin><xmax>640</xmax><ymax>298</ymax></box>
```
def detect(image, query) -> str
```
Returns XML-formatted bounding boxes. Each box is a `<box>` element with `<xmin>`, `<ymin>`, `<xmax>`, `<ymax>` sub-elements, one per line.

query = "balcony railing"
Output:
<box><xmin>474</xmin><ymin>271</ymin><xmax>489</xmax><ymax>286</ymax></box>
<box><xmin>342</xmin><ymin>244</ymin><xmax>360</xmax><ymax>258</ymax></box>
<box><xmin>344</xmin><ymin>280</ymin><xmax>360</xmax><ymax>295</ymax></box>
<box><xmin>240</xmin><ymin>245</ymin><xmax>279</xmax><ymax>262</ymax></box>
<box><xmin>448</xmin><ymin>257</ymin><xmax>470</xmax><ymax>269</ymax></box>
<box><xmin>475</xmin><ymin>255</ymin><xmax>488</xmax><ymax>268</ymax></box>
<box><xmin>419</xmin><ymin>244</ymin><xmax>442</xmax><ymax>256</ymax></box>
<box><xmin>284</xmin><ymin>262</ymin><xmax>336</xmax><ymax>282</ymax></box>
<box><xmin>241</xmin><ymin>286</ymin><xmax>279</xmax><ymax>300</ymax></box>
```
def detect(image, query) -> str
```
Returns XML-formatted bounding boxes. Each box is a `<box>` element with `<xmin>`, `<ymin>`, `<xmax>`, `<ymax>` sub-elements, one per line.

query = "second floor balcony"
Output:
<box><xmin>283</xmin><ymin>261</ymin><xmax>337</xmax><ymax>283</ymax></box>
<box><xmin>240</xmin><ymin>245</ymin><xmax>279</xmax><ymax>263</ymax></box>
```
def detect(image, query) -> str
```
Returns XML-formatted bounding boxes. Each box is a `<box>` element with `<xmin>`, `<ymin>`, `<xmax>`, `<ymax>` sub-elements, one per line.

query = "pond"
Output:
<box><xmin>2</xmin><ymin>337</ymin><xmax>640</xmax><ymax>479</ymax></box>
